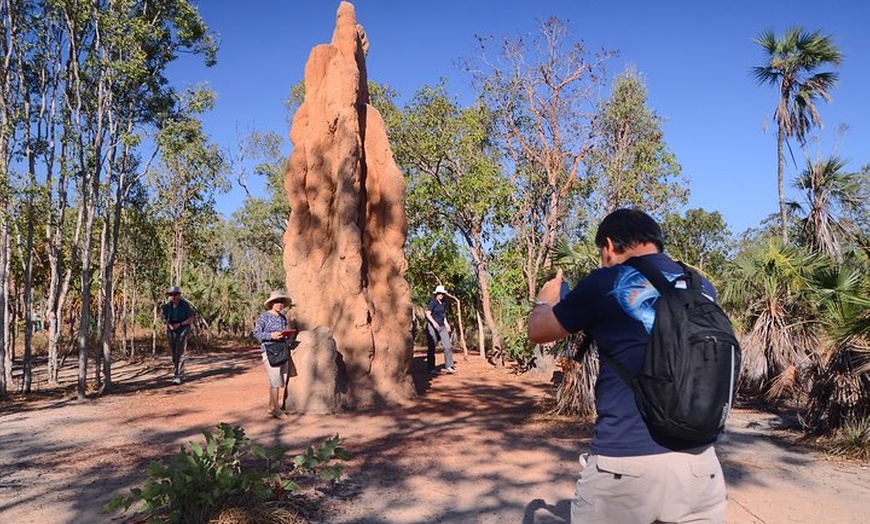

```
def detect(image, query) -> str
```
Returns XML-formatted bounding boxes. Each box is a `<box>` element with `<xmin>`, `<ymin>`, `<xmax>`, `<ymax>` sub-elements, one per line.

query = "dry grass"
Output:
<box><xmin>209</xmin><ymin>502</ymin><xmax>309</xmax><ymax>524</ymax></box>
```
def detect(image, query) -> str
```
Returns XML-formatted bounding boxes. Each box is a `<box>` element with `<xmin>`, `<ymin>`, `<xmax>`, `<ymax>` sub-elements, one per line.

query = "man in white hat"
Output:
<box><xmin>425</xmin><ymin>284</ymin><xmax>455</xmax><ymax>374</ymax></box>
<box><xmin>161</xmin><ymin>285</ymin><xmax>196</xmax><ymax>384</ymax></box>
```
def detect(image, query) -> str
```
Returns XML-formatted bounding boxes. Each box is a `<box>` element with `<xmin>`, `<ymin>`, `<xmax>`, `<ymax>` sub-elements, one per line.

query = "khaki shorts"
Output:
<box><xmin>572</xmin><ymin>446</ymin><xmax>727</xmax><ymax>524</ymax></box>
<box><xmin>261</xmin><ymin>351</ymin><xmax>289</xmax><ymax>388</ymax></box>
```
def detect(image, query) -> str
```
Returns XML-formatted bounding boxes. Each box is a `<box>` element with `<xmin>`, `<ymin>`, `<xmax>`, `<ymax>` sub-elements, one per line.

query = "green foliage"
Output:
<box><xmin>661</xmin><ymin>208</ymin><xmax>732</xmax><ymax>281</ymax></box>
<box><xmin>150</xmin><ymin>85</ymin><xmax>230</xmax><ymax>285</ymax></box>
<box><xmin>182</xmin><ymin>268</ymin><xmax>252</xmax><ymax>337</ymax></box>
<box><xmin>393</xmin><ymin>80</ymin><xmax>509</xmax><ymax>346</ymax></box>
<box><xmin>791</xmin><ymin>155</ymin><xmax>870</xmax><ymax>259</ymax></box>
<box><xmin>830</xmin><ymin>418</ymin><xmax>870</xmax><ymax>461</ymax></box>
<box><xmin>486</xmin><ymin>241</ymin><xmax>530</xmax><ymax>361</ymax></box>
<box><xmin>104</xmin><ymin>423</ymin><xmax>349</xmax><ymax>523</ymax></box>
<box><xmin>720</xmin><ymin>242</ymin><xmax>822</xmax><ymax>396</ymax></box>
<box><xmin>396</xmin><ymin>82</ymin><xmax>509</xmax><ymax>233</ymax></box>
<box><xmin>752</xmin><ymin>27</ymin><xmax>844</xmax><ymax>145</ymax></box>
<box><xmin>799</xmin><ymin>254</ymin><xmax>870</xmax><ymax>434</ymax></box>
<box><xmin>550</xmin><ymin>234</ymin><xmax>600</xmax><ymax>285</ymax></box>
<box><xmin>722</xmin><ymin>235</ymin><xmax>870</xmax><ymax>436</ymax></box>
<box><xmin>286</xmin><ymin>433</ymin><xmax>352</xmax><ymax>489</ymax></box>
<box><xmin>405</xmin><ymin>231</ymin><xmax>471</xmax><ymax>306</ymax></box>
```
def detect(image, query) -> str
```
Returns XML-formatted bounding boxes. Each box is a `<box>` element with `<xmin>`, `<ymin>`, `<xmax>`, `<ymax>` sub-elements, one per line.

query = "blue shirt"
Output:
<box><xmin>253</xmin><ymin>311</ymin><xmax>287</xmax><ymax>353</ymax></box>
<box><xmin>552</xmin><ymin>253</ymin><xmax>716</xmax><ymax>456</ymax></box>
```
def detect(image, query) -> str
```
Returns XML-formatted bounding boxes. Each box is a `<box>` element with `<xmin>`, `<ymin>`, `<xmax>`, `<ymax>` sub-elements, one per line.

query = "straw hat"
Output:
<box><xmin>433</xmin><ymin>285</ymin><xmax>447</xmax><ymax>294</ymax></box>
<box><xmin>166</xmin><ymin>285</ymin><xmax>182</xmax><ymax>296</ymax></box>
<box><xmin>264</xmin><ymin>290</ymin><xmax>293</xmax><ymax>308</ymax></box>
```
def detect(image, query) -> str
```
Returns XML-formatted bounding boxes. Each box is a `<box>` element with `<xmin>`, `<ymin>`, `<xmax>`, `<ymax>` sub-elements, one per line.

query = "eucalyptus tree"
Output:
<box><xmin>150</xmin><ymin>86</ymin><xmax>228</xmax><ymax>289</ymax></box>
<box><xmin>467</xmin><ymin>16</ymin><xmax>616</xmax><ymax>302</ymax></box>
<box><xmin>752</xmin><ymin>27</ymin><xmax>843</xmax><ymax>244</ymax></box>
<box><xmin>0</xmin><ymin>0</ymin><xmax>69</xmax><ymax>391</ymax></box>
<box><xmin>93</xmin><ymin>2</ymin><xmax>217</xmax><ymax>392</ymax></box>
<box><xmin>17</xmin><ymin>0</ymin><xmax>77</xmax><ymax>388</ymax></box>
<box><xmin>390</xmin><ymin>82</ymin><xmax>510</xmax><ymax>354</ymax></box>
<box><xmin>58</xmin><ymin>1</ymin><xmax>216</xmax><ymax>397</ymax></box>
<box><xmin>184</xmin><ymin>130</ymin><xmax>292</xmax><ymax>336</ymax></box>
<box><xmin>115</xmin><ymin>187</ymin><xmax>167</xmax><ymax>356</ymax></box>
<box><xmin>586</xmin><ymin>68</ymin><xmax>687</xmax><ymax>218</ymax></box>
<box><xmin>792</xmin><ymin>155</ymin><xmax>869</xmax><ymax>261</ymax></box>
<box><xmin>0</xmin><ymin>0</ymin><xmax>26</xmax><ymax>395</ymax></box>
<box><xmin>661</xmin><ymin>208</ymin><xmax>732</xmax><ymax>279</ymax></box>
<box><xmin>2</xmin><ymin>0</ymin><xmax>217</xmax><ymax>396</ymax></box>
<box><xmin>230</xmin><ymin>130</ymin><xmax>289</xmax><ymax>295</ymax></box>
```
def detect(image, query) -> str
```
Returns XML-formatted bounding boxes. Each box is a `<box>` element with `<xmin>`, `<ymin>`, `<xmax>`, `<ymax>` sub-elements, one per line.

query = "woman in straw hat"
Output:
<box><xmin>253</xmin><ymin>290</ymin><xmax>295</xmax><ymax>418</ymax></box>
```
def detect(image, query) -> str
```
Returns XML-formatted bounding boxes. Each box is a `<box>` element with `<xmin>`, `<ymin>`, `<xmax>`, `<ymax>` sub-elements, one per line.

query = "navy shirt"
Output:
<box><xmin>427</xmin><ymin>297</ymin><xmax>448</xmax><ymax>326</ymax></box>
<box><xmin>552</xmin><ymin>253</ymin><xmax>716</xmax><ymax>456</ymax></box>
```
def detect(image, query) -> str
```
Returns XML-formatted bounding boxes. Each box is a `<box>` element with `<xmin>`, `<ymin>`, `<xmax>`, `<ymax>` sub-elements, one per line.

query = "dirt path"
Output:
<box><xmin>1</xmin><ymin>348</ymin><xmax>868</xmax><ymax>523</ymax></box>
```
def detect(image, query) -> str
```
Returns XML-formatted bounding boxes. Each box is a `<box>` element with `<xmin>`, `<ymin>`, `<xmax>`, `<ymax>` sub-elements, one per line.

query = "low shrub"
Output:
<box><xmin>104</xmin><ymin>423</ymin><xmax>350</xmax><ymax>523</ymax></box>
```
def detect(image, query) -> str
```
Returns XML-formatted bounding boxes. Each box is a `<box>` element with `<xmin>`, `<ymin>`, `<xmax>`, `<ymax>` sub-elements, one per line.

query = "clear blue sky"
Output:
<box><xmin>172</xmin><ymin>1</ymin><xmax>870</xmax><ymax>235</ymax></box>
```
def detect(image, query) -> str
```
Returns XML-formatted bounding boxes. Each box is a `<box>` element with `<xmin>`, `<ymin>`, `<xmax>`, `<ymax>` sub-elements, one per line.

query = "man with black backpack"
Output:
<box><xmin>528</xmin><ymin>209</ymin><xmax>737</xmax><ymax>524</ymax></box>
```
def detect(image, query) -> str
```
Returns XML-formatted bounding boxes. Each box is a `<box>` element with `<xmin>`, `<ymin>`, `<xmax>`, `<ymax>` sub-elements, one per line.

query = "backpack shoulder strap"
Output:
<box><xmin>606</xmin><ymin>256</ymin><xmax>683</xmax><ymax>385</ymax></box>
<box><xmin>675</xmin><ymin>261</ymin><xmax>704</xmax><ymax>291</ymax></box>
<box><xmin>622</xmin><ymin>256</ymin><xmax>676</xmax><ymax>293</ymax></box>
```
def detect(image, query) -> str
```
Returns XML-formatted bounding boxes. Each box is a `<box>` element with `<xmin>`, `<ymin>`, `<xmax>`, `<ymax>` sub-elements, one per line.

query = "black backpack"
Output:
<box><xmin>602</xmin><ymin>257</ymin><xmax>742</xmax><ymax>445</ymax></box>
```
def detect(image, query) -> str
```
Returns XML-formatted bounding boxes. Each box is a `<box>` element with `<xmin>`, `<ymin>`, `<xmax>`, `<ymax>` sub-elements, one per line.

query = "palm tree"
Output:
<box><xmin>802</xmin><ymin>255</ymin><xmax>870</xmax><ymax>434</ymax></box>
<box><xmin>793</xmin><ymin>155</ymin><xmax>869</xmax><ymax>260</ymax></box>
<box><xmin>751</xmin><ymin>27</ymin><xmax>843</xmax><ymax>245</ymax></box>
<box><xmin>720</xmin><ymin>242</ymin><xmax>822</xmax><ymax>399</ymax></box>
<box><xmin>546</xmin><ymin>238</ymin><xmax>601</xmax><ymax>416</ymax></box>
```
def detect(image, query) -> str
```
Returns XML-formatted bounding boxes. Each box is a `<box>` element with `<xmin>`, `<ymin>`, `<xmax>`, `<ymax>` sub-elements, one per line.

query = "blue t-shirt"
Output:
<box><xmin>552</xmin><ymin>253</ymin><xmax>716</xmax><ymax>457</ymax></box>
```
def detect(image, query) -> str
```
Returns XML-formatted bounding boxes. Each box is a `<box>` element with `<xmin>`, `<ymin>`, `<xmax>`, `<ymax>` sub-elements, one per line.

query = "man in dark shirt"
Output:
<box><xmin>161</xmin><ymin>286</ymin><xmax>196</xmax><ymax>385</ymax></box>
<box><xmin>528</xmin><ymin>209</ymin><xmax>727</xmax><ymax>523</ymax></box>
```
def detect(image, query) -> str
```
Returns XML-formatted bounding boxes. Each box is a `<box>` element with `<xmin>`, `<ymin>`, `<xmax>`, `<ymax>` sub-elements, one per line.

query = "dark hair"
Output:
<box><xmin>594</xmin><ymin>208</ymin><xmax>664</xmax><ymax>253</ymax></box>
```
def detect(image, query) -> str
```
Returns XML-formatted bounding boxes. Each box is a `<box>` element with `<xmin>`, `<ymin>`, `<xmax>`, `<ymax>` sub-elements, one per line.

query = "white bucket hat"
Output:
<box><xmin>264</xmin><ymin>290</ymin><xmax>293</xmax><ymax>308</ymax></box>
<box><xmin>433</xmin><ymin>285</ymin><xmax>447</xmax><ymax>294</ymax></box>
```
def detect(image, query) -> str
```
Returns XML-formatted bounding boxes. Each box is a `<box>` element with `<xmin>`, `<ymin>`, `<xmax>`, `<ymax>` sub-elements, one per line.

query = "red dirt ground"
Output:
<box><xmin>1</xmin><ymin>346</ymin><xmax>868</xmax><ymax>523</ymax></box>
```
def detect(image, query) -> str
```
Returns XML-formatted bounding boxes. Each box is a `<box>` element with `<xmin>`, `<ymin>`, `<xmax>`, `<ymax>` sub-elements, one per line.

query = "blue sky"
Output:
<box><xmin>172</xmin><ymin>1</ymin><xmax>870</xmax><ymax>235</ymax></box>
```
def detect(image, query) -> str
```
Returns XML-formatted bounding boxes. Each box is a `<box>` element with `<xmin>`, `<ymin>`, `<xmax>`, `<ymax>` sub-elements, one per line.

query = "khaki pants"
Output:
<box><xmin>571</xmin><ymin>446</ymin><xmax>727</xmax><ymax>524</ymax></box>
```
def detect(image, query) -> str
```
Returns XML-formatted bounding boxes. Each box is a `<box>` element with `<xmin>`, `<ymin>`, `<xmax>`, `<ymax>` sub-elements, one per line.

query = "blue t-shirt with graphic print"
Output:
<box><xmin>551</xmin><ymin>253</ymin><xmax>716</xmax><ymax>457</ymax></box>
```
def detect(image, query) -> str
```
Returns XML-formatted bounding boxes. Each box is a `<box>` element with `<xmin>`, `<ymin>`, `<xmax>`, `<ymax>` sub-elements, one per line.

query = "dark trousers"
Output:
<box><xmin>426</xmin><ymin>328</ymin><xmax>437</xmax><ymax>371</ymax></box>
<box><xmin>167</xmin><ymin>328</ymin><xmax>189</xmax><ymax>378</ymax></box>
